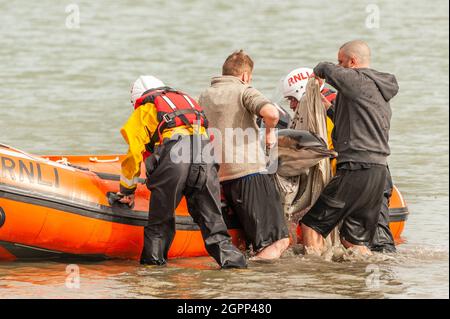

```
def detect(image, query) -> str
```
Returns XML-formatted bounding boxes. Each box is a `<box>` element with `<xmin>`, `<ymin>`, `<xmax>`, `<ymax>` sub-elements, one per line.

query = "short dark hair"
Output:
<box><xmin>222</xmin><ymin>50</ymin><xmax>254</xmax><ymax>76</ymax></box>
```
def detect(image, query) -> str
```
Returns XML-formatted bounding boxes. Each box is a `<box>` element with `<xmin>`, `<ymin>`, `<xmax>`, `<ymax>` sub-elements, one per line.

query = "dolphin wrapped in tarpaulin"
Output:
<box><xmin>274</xmin><ymin>78</ymin><xmax>338</xmax><ymax>247</ymax></box>
<box><xmin>276</xmin><ymin>129</ymin><xmax>337</xmax><ymax>177</ymax></box>
<box><xmin>275</xmin><ymin>78</ymin><xmax>336</xmax><ymax>226</ymax></box>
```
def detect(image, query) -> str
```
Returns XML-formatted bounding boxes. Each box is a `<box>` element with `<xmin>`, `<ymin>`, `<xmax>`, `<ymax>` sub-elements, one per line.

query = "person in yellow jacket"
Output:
<box><xmin>117</xmin><ymin>75</ymin><xmax>247</xmax><ymax>268</ymax></box>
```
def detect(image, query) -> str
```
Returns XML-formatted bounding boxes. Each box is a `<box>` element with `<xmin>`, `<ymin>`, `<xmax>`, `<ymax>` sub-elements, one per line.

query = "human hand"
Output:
<box><xmin>265</xmin><ymin>128</ymin><xmax>277</xmax><ymax>150</ymax></box>
<box><xmin>320</xmin><ymin>93</ymin><xmax>332</xmax><ymax>110</ymax></box>
<box><xmin>314</xmin><ymin>76</ymin><xmax>324</xmax><ymax>88</ymax></box>
<box><xmin>118</xmin><ymin>193</ymin><xmax>135</xmax><ymax>207</ymax></box>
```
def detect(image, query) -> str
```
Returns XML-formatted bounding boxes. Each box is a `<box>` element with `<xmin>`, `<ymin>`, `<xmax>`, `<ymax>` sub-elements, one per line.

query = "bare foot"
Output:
<box><xmin>248</xmin><ymin>256</ymin><xmax>276</xmax><ymax>263</ymax></box>
<box><xmin>301</xmin><ymin>224</ymin><xmax>325</xmax><ymax>249</ymax></box>
<box><xmin>304</xmin><ymin>245</ymin><xmax>324</xmax><ymax>256</ymax></box>
<box><xmin>341</xmin><ymin>238</ymin><xmax>373</xmax><ymax>256</ymax></box>
<box><xmin>253</xmin><ymin>238</ymin><xmax>290</xmax><ymax>260</ymax></box>
<box><xmin>348</xmin><ymin>246</ymin><xmax>373</xmax><ymax>256</ymax></box>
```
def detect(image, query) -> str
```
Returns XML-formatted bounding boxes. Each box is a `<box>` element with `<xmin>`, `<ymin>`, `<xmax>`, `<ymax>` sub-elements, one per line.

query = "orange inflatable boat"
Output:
<box><xmin>0</xmin><ymin>144</ymin><xmax>409</xmax><ymax>262</ymax></box>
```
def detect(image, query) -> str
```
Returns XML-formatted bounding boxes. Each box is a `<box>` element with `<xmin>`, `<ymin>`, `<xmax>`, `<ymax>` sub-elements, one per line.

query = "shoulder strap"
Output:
<box><xmin>137</xmin><ymin>87</ymin><xmax>178</xmax><ymax>107</ymax></box>
<box><xmin>145</xmin><ymin>93</ymin><xmax>208</xmax><ymax>153</ymax></box>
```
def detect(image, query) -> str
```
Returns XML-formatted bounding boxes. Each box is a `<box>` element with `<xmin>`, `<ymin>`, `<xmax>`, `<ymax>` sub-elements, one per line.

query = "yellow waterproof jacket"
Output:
<box><xmin>326</xmin><ymin>116</ymin><xmax>337</xmax><ymax>175</ymax></box>
<box><xmin>119</xmin><ymin>102</ymin><xmax>207</xmax><ymax>194</ymax></box>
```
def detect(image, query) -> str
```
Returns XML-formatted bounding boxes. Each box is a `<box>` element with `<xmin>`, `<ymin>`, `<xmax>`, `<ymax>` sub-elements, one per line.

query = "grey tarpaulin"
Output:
<box><xmin>275</xmin><ymin>78</ymin><xmax>340</xmax><ymax>247</ymax></box>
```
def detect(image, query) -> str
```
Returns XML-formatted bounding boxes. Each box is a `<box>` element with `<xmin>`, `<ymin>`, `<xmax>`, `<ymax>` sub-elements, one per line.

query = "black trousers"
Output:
<box><xmin>140</xmin><ymin>135</ymin><xmax>247</xmax><ymax>268</ymax></box>
<box><xmin>222</xmin><ymin>174</ymin><xmax>289</xmax><ymax>252</ymax></box>
<box><xmin>301</xmin><ymin>163</ymin><xmax>387</xmax><ymax>246</ymax></box>
<box><xmin>369</xmin><ymin>167</ymin><xmax>396</xmax><ymax>252</ymax></box>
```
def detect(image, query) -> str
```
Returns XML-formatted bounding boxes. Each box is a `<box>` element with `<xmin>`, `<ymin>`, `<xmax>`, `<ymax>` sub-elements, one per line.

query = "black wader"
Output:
<box><xmin>140</xmin><ymin>135</ymin><xmax>247</xmax><ymax>268</ymax></box>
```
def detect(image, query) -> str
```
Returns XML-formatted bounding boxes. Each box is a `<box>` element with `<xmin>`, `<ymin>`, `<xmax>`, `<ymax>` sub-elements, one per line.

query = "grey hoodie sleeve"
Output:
<box><xmin>314</xmin><ymin>62</ymin><xmax>363</xmax><ymax>99</ymax></box>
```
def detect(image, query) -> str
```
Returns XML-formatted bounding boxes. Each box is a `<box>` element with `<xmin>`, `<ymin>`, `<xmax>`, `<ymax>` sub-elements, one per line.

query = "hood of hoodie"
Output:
<box><xmin>360</xmin><ymin>68</ymin><xmax>399</xmax><ymax>101</ymax></box>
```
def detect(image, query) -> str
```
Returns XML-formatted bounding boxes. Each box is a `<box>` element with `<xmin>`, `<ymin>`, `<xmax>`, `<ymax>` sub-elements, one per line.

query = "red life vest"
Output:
<box><xmin>321</xmin><ymin>87</ymin><xmax>337</xmax><ymax>103</ymax></box>
<box><xmin>134</xmin><ymin>87</ymin><xmax>208</xmax><ymax>155</ymax></box>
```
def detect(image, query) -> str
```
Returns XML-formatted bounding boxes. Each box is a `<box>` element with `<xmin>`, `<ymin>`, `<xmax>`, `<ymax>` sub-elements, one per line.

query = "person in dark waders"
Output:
<box><xmin>117</xmin><ymin>75</ymin><xmax>247</xmax><ymax>268</ymax></box>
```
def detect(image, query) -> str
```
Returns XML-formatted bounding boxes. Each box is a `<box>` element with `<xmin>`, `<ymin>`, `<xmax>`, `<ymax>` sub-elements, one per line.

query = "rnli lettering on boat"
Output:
<box><xmin>287</xmin><ymin>71</ymin><xmax>313</xmax><ymax>86</ymax></box>
<box><xmin>0</xmin><ymin>156</ymin><xmax>60</xmax><ymax>188</ymax></box>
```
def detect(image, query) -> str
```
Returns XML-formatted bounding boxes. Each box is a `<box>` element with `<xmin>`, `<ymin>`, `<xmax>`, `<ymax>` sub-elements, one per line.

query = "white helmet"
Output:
<box><xmin>130</xmin><ymin>75</ymin><xmax>165</xmax><ymax>106</ymax></box>
<box><xmin>282</xmin><ymin>67</ymin><xmax>324</xmax><ymax>101</ymax></box>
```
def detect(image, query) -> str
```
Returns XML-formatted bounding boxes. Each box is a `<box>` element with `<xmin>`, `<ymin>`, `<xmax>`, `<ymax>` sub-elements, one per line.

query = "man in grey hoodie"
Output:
<box><xmin>300</xmin><ymin>40</ymin><xmax>399</xmax><ymax>255</ymax></box>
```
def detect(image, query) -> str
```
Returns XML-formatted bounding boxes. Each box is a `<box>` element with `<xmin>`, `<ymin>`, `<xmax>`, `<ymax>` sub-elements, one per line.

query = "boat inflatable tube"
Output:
<box><xmin>0</xmin><ymin>144</ymin><xmax>409</xmax><ymax>261</ymax></box>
